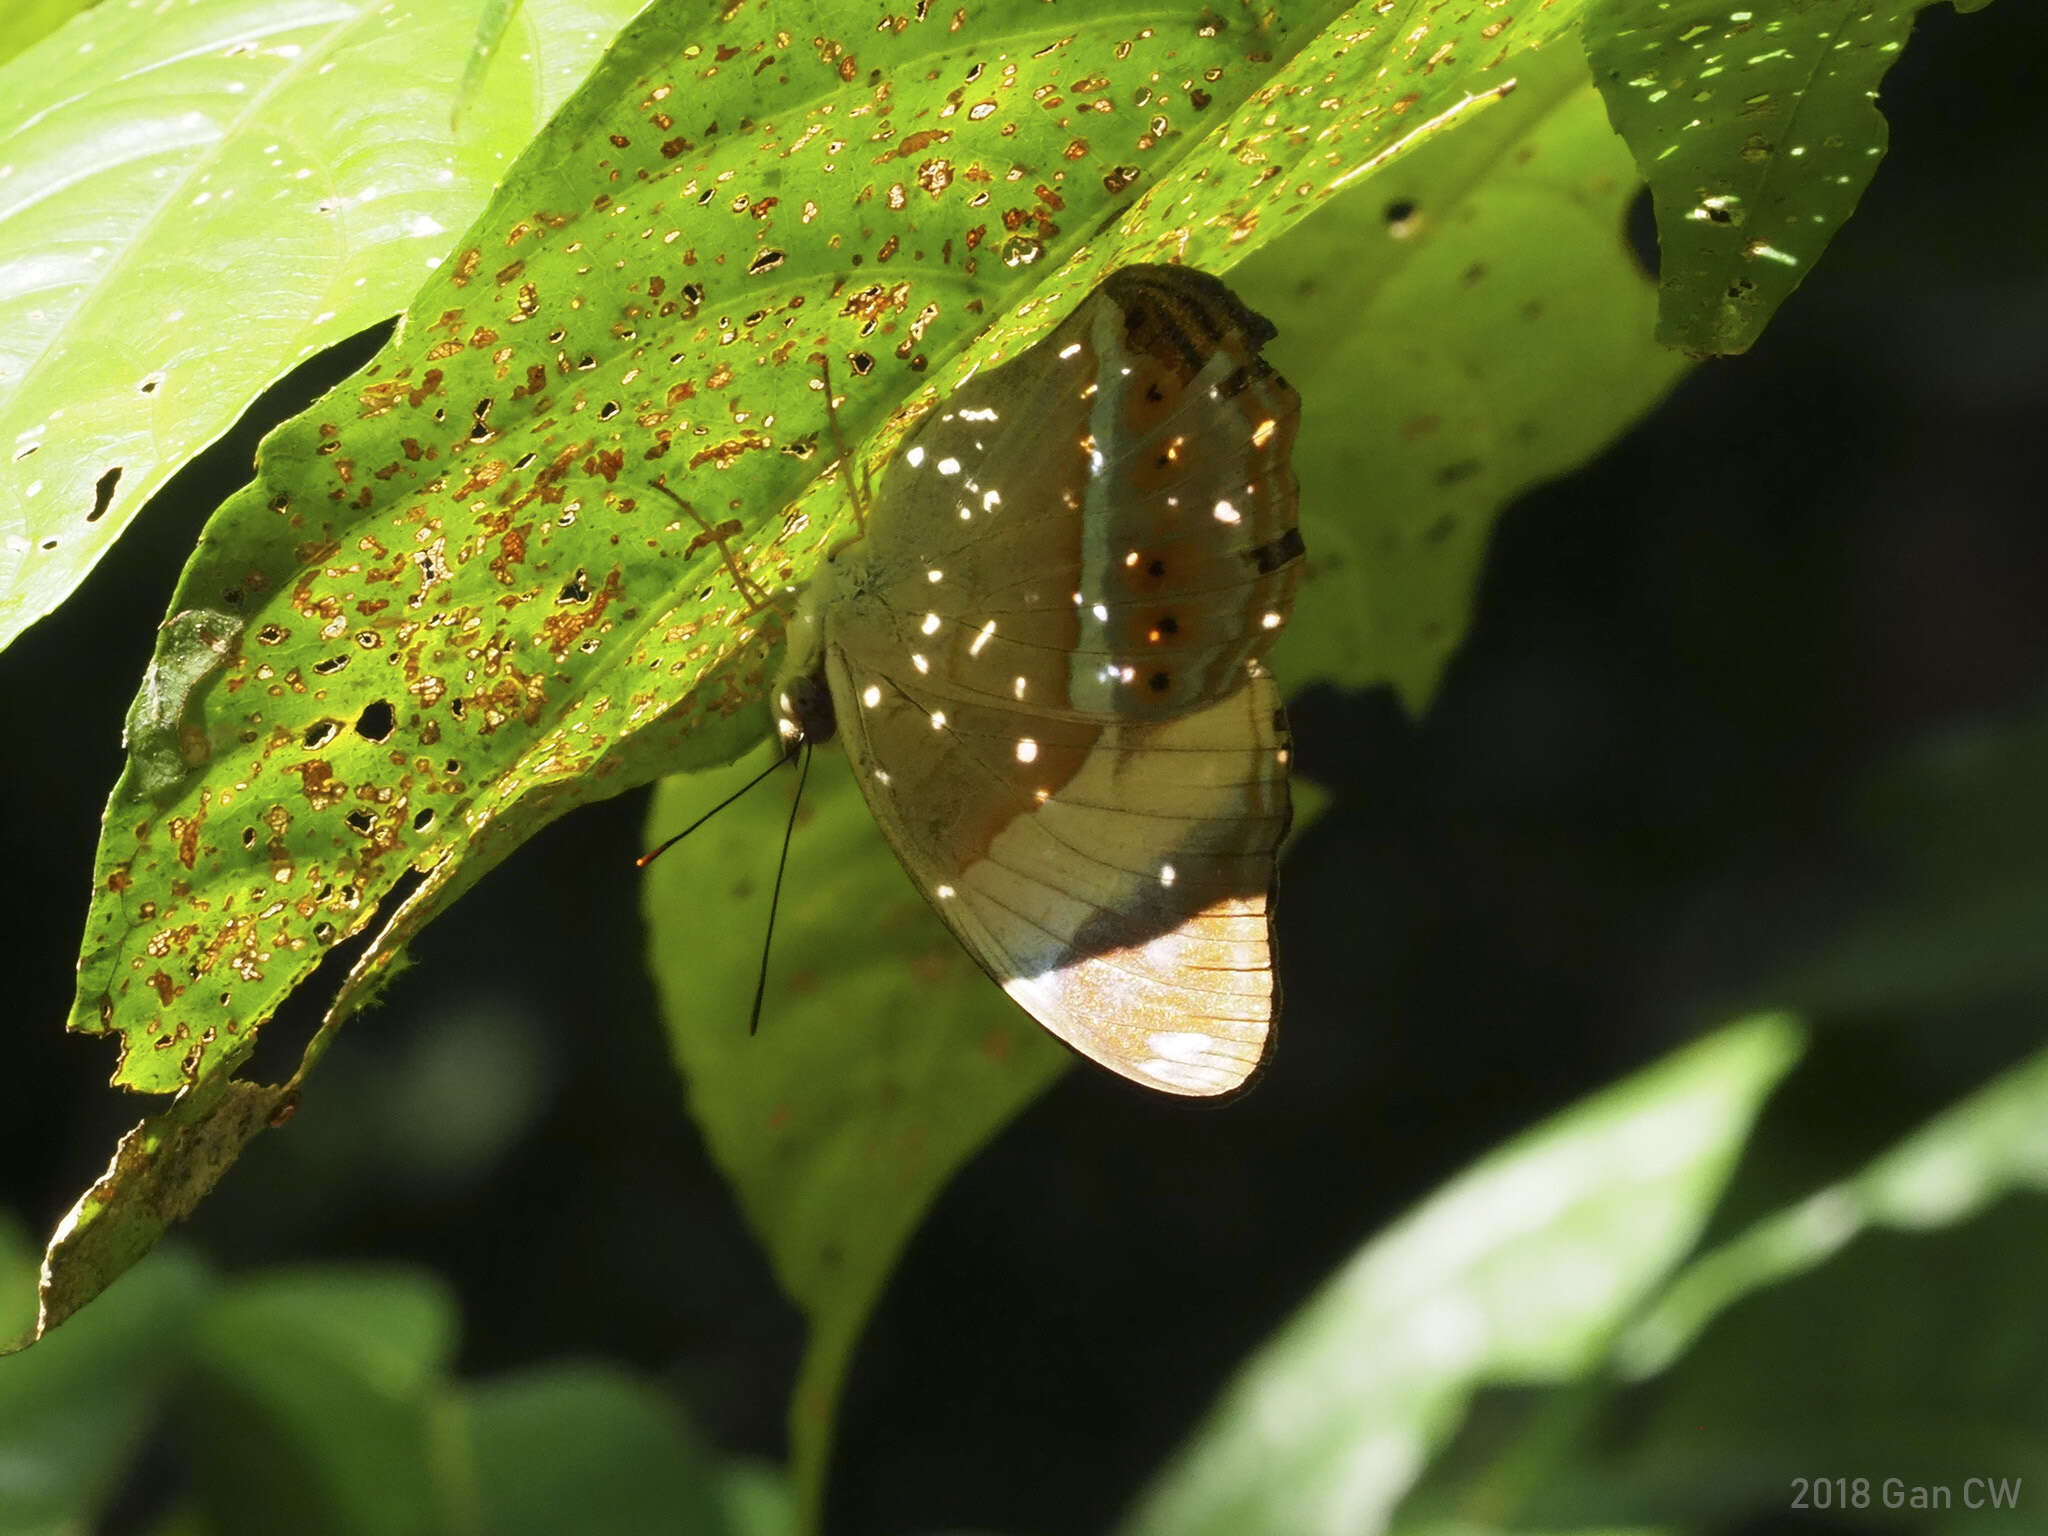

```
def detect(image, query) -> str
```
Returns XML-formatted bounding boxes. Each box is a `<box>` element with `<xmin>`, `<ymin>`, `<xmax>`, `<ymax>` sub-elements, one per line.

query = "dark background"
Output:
<box><xmin>2</xmin><ymin>3</ymin><xmax>2043</xmax><ymax>1531</ymax></box>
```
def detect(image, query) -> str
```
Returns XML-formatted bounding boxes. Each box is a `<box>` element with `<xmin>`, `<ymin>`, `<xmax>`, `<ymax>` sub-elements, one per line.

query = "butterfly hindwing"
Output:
<box><xmin>827</xmin><ymin>645</ymin><xmax>1289</xmax><ymax>1096</ymax></box>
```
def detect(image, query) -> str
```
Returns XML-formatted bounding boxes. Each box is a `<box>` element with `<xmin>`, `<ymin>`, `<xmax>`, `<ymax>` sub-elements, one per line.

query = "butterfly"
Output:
<box><xmin>772</xmin><ymin>263</ymin><xmax>1303</xmax><ymax>1097</ymax></box>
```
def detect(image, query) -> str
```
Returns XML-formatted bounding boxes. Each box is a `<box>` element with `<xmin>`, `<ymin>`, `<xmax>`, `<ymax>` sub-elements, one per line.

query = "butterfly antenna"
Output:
<box><xmin>635</xmin><ymin>748</ymin><xmax>794</xmax><ymax>869</ymax></box>
<box><xmin>748</xmin><ymin>738</ymin><xmax>812</xmax><ymax>1036</ymax></box>
<box><xmin>647</xmin><ymin>475</ymin><xmax>774</xmax><ymax>615</ymax></box>
<box><xmin>817</xmin><ymin>354</ymin><xmax>870</xmax><ymax>540</ymax></box>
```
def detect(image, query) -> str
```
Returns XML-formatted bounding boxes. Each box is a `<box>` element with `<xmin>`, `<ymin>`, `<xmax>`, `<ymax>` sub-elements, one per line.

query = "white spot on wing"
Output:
<box><xmin>861</xmin><ymin>684</ymin><xmax>881</xmax><ymax>708</ymax></box>
<box><xmin>1214</xmin><ymin>499</ymin><xmax>1241</xmax><ymax>524</ymax></box>
<box><xmin>929</xmin><ymin>710</ymin><xmax>947</xmax><ymax>729</ymax></box>
<box><xmin>911</xmin><ymin>652</ymin><xmax>930</xmax><ymax>674</ymax></box>
<box><xmin>937</xmin><ymin>456</ymin><xmax>962</xmax><ymax>475</ymax></box>
<box><xmin>921</xmin><ymin>612</ymin><xmax>942</xmax><ymax>635</ymax></box>
<box><xmin>1159</xmin><ymin>863</ymin><xmax>1176</xmax><ymax>886</ymax></box>
<box><xmin>1016</xmin><ymin>738</ymin><xmax>1038</xmax><ymax>763</ymax></box>
<box><xmin>970</xmin><ymin>619</ymin><xmax>997</xmax><ymax>656</ymax></box>
<box><xmin>906</xmin><ymin>445</ymin><xmax>926</xmax><ymax>467</ymax></box>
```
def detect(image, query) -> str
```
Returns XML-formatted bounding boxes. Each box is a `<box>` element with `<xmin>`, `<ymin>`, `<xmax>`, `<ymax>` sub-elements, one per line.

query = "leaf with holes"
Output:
<box><xmin>11</xmin><ymin>1066</ymin><xmax>289</xmax><ymax>1350</ymax></box>
<box><xmin>1239</xmin><ymin>43</ymin><xmax>1687</xmax><ymax>710</ymax></box>
<box><xmin>643</xmin><ymin>748</ymin><xmax>1070</xmax><ymax>1526</ymax></box>
<box><xmin>1583</xmin><ymin>0</ymin><xmax>1994</xmax><ymax>356</ymax></box>
<box><xmin>51</xmin><ymin>0</ymin><xmax>1607</xmax><ymax>1334</ymax></box>
<box><xmin>0</xmin><ymin>0</ymin><xmax>646</xmax><ymax>657</ymax></box>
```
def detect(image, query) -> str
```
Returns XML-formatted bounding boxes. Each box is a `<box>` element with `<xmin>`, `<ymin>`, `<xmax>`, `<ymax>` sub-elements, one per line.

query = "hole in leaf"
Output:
<box><xmin>345</xmin><ymin>809</ymin><xmax>376</xmax><ymax>836</ymax></box>
<box><xmin>88</xmin><ymin>466</ymin><xmax>122</xmax><ymax>522</ymax></box>
<box><xmin>353</xmin><ymin>700</ymin><xmax>396</xmax><ymax>742</ymax></box>
<box><xmin>302</xmin><ymin>720</ymin><xmax>340</xmax><ymax>749</ymax></box>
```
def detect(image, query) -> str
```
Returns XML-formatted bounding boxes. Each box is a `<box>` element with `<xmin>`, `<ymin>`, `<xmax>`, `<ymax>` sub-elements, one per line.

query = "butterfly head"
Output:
<box><xmin>773</xmin><ymin>669</ymin><xmax>836</xmax><ymax>749</ymax></box>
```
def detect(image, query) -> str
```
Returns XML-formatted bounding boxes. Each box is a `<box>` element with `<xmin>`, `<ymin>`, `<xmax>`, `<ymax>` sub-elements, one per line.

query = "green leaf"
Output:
<box><xmin>1582</xmin><ymin>0</ymin><xmax>1987</xmax><ymax>356</ymax></box>
<box><xmin>1484</xmin><ymin>1193</ymin><xmax>2048</xmax><ymax>1533</ymax></box>
<box><xmin>15</xmin><ymin>1068</ymin><xmax>289</xmax><ymax>1349</ymax></box>
<box><xmin>47</xmin><ymin>0</ymin><xmax>1603</xmax><ymax>1338</ymax></box>
<box><xmin>0</xmin><ymin>0</ymin><xmax>96</xmax><ymax>68</ymax></box>
<box><xmin>1237</xmin><ymin>43</ymin><xmax>1687</xmax><ymax>709</ymax></box>
<box><xmin>1616</xmin><ymin>1043</ymin><xmax>2048</xmax><ymax>1379</ymax></box>
<box><xmin>453</xmin><ymin>0</ymin><xmax>527</xmax><ymax>131</ymax></box>
<box><xmin>64</xmin><ymin>0</ymin><xmax>1308</xmax><ymax>1097</ymax></box>
<box><xmin>1384</xmin><ymin>1048</ymin><xmax>2048</xmax><ymax>1535</ymax></box>
<box><xmin>462</xmin><ymin>1364</ymin><xmax>741</xmax><ymax>1536</ymax></box>
<box><xmin>643</xmin><ymin>747</ymin><xmax>1071</xmax><ymax>1528</ymax></box>
<box><xmin>182</xmin><ymin>1265</ymin><xmax>460</xmax><ymax>1536</ymax></box>
<box><xmin>1121</xmin><ymin>1016</ymin><xmax>1804</xmax><ymax>1536</ymax></box>
<box><xmin>0</xmin><ymin>1217</ymin><xmax>209</xmax><ymax>1535</ymax></box>
<box><xmin>0</xmin><ymin>0</ymin><xmax>646</xmax><ymax>655</ymax></box>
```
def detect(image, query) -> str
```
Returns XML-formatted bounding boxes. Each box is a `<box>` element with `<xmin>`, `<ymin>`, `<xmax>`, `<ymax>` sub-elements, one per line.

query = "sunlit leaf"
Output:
<box><xmin>47</xmin><ymin>0</ymin><xmax>1602</xmax><ymax>1340</ymax></box>
<box><xmin>1582</xmin><ymin>0</ymin><xmax>1995</xmax><ymax>356</ymax></box>
<box><xmin>1240</xmin><ymin>44</ymin><xmax>1686</xmax><ymax>708</ymax></box>
<box><xmin>0</xmin><ymin>0</ymin><xmax>96</xmax><ymax>68</ymax></box>
<box><xmin>0</xmin><ymin>0</ymin><xmax>646</xmax><ymax>655</ymax></box>
<box><xmin>17</xmin><ymin>1067</ymin><xmax>288</xmax><ymax>1348</ymax></box>
<box><xmin>643</xmin><ymin>747</ymin><xmax>1071</xmax><ymax>1526</ymax></box>
<box><xmin>453</xmin><ymin>0</ymin><xmax>527</xmax><ymax>131</ymax></box>
<box><xmin>1122</xmin><ymin>1016</ymin><xmax>1803</xmax><ymax>1536</ymax></box>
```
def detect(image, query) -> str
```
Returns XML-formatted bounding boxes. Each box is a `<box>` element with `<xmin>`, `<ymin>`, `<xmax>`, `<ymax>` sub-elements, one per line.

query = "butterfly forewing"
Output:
<box><xmin>836</xmin><ymin>266</ymin><xmax>1302</xmax><ymax>725</ymax></box>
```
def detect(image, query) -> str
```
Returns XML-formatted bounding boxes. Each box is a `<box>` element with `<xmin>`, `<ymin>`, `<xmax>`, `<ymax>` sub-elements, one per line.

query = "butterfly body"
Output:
<box><xmin>776</xmin><ymin>264</ymin><xmax>1302</xmax><ymax>1097</ymax></box>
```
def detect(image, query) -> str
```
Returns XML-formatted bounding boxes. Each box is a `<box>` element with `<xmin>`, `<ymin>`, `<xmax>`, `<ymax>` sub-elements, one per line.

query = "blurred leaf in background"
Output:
<box><xmin>0</xmin><ymin>1219</ymin><xmax>789</xmax><ymax>1535</ymax></box>
<box><xmin>644</xmin><ymin>748</ymin><xmax>1071</xmax><ymax>1525</ymax></box>
<box><xmin>1123</xmin><ymin>1017</ymin><xmax>1803</xmax><ymax>1536</ymax></box>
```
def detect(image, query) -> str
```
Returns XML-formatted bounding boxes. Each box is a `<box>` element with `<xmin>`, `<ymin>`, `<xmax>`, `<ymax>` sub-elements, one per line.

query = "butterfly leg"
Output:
<box><xmin>816</xmin><ymin>354</ymin><xmax>871</xmax><ymax>543</ymax></box>
<box><xmin>647</xmin><ymin>476</ymin><xmax>776</xmax><ymax>616</ymax></box>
